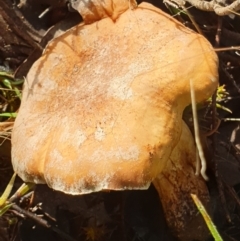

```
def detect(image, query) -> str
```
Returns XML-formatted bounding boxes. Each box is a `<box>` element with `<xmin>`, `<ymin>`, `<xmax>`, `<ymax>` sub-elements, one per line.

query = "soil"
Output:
<box><xmin>1</xmin><ymin>0</ymin><xmax>240</xmax><ymax>241</ymax></box>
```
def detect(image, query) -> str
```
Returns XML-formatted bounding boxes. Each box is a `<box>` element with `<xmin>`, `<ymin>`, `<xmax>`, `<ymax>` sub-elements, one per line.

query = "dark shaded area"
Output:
<box><xmin>123</xmin><ymin>186</ymin><xmax>177</xmax><ymax>241</ymax></box>
<box><xmin>5</xmin><ymin>185</ymin><xmax>176</xmax><ymax>241</ymax></box>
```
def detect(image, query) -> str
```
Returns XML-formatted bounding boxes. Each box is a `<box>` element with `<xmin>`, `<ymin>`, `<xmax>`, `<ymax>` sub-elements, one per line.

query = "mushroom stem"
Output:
<box><xmin>153</xmin><ymin>121</ymin><xmax>210</xmax><ymax>241</ymax></box>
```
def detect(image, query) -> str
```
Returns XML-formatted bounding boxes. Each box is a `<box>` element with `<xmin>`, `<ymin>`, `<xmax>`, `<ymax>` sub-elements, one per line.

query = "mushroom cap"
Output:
<box><xmin>11</xmin><ymin>2</ymin><xmax>218</xmax><ymax>194</ymax></box>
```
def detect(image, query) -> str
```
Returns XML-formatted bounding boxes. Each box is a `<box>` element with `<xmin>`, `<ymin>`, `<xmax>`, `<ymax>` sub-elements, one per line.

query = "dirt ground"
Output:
<box><xmin>1</xmin><ymin>0</ymin><xmax>240</xmax><ymax>241</ymax></box>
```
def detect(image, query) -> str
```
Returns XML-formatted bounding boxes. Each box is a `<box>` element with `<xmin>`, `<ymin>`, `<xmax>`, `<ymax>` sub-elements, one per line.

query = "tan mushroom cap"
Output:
<box><xmin>11</xmin><ymin>2</ymin><xmax>218</xmax><ymax>195</ymax></box>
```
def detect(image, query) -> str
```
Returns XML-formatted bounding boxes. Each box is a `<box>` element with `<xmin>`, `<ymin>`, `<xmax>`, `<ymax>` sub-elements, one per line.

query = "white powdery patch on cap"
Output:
<box><xmin>90</xmin><ymin>145</ymin><xmax>140</xmax><ymax>162</ymax></box>
<box><xmin>49</xmin><ymin>149</ymin><xmax>63</xmax><ymax>163</ymax></box>
<box><xmin>210</xmin><ymin>76</ymin><xmax>218</xmax><ymax>83</ymax></box>
<box><xmin>46</xmin><ymin>172</ymin><xmax>113</xmax><ymax>195</ymax></box>
<box><xmin>107</xmin><ymin>60</ymin><xmax>151</xmax><ymax>100</ymax></box>
<box><xmin>59</xmin><ymin>117</ymin><xmax>87</xmax><ymax>147</ymax></box>
<box><xmin>95</xmin><ymin>124</ymin><xmax>106</xmax><ymax>141</ymax></box>
<box><xmin>46</xmin><ymin>170</ymin><xmax>151</xmax><ymax>195</ymax></box>
<box><xmin>107</xmin><ymin>74</ymin><xmax>133</xmax><ymax>100</ymax></box>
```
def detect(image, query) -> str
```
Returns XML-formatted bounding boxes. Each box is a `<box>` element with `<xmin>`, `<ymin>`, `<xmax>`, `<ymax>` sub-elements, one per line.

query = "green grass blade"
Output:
<box><xmin>13</xmin><ymin>86</ymin><xmax>22</xmax><ymax>100</ymax></box>
<box><xmin>0</xmin><ymin>113</ymin><xmax>17</xmax><ymax>118</ymax></box>
<box><xmin>0</xmin><ymin>173</ymin><xmax>17</xmax><ymax>206</ymax></box>
<box><xmin>191</xmin><ymin>194</ymin><xmax>223</xmax><ymax>241</ymax></box>
<box><xmin>0</xmin><ymin>203</ymin><xmax>13</xmax><ymax>216</ymax></box>
<box><xmin>2</xmin><ymin>79</ymin><xmax>12</xmax><ymax>89</ymax></box>
<box><xmin>9</xmin><ymin>183</ymin><xmax>35</xmax><ymax>202</ymax></box>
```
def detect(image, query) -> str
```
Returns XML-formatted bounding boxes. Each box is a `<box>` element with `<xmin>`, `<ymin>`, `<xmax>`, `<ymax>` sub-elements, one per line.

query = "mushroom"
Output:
<box><xmin>11</xmin><ymin>1</ymin><xmax>218</xmax><ymax>240</ymax></box>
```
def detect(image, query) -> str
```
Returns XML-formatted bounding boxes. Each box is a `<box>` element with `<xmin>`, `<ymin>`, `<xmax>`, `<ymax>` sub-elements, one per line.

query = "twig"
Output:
<box><xmin>11</xmin><ymin>204</ymin><xmax>77</xmax><ymax>241</ymax></box>
<box><xmin>190</xmin><ymin>79</ymin><xmax>209</xmax><ymax>180</ymax></box>
<box><xmin>170</xmin><ymin>0</ymin><xmax>240</xmax><ymax>16</ymax></box>
<box><xmin>0</xmin><ymin>1</ymin><xmax>42</xmax><ymax>49</ymax></box>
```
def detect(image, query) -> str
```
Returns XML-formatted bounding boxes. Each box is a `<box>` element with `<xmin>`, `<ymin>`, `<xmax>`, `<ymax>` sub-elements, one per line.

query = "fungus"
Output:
<box><xmin>11</xmin><ymin>1</ymin><xmax>218</xmax><ymax>240</ymax></box>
